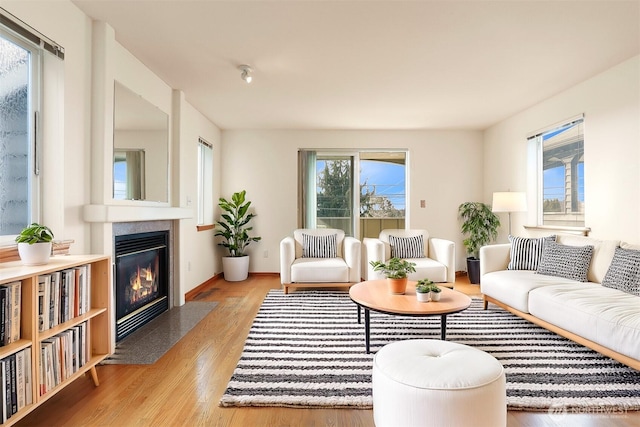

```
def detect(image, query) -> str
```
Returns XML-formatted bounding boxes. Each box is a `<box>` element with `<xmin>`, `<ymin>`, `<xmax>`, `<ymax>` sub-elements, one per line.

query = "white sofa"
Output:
<box><xmin>363</xmin><ymin>229</ymin><xmax>455</xmax><ymax>285</ymax></box>
<box><xmin>280</xmin><ymin>228</ymin><xmax>361</xmax><ymax>294</ymax></box>
<box><xmin>480</xmin><ymin>234</ymin><xmax>640</xmax><ymax>370</ymax></box>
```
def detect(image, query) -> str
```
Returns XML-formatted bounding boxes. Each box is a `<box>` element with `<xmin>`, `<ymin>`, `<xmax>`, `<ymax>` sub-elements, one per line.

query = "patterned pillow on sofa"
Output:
<box><xmin>602</xmin><ymin>247</ymin><xmax>640</xmax><ymax>296</ymax></box>
<box><xmin>389</xmin><ymin>235</ymin><xmax>425</xmax><ymax>259</ymax></box>
<box><xmin>536</xmin><ymin>241</ymin><xmax>594</xmax><ymax>282</ymax></box>
<box><xmin>508</xmin><ymin>235</ymin><xmax>556</xmax><ymax>270</ymax></box>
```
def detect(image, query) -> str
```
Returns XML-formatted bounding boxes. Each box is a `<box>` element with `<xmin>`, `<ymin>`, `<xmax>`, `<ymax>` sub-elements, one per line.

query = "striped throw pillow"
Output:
<box><xmin>389</xmin><ymin>235</ymin><xmax>425</xmax><ymax>259</ymax></box>
<box><xmin>508</xmin><ymin>235</ymin><xmax>556</xmax><ymax>270</ymax></box>
<box><xmin>302</xmin><ymin>233</ymin><xmax>337</xmax><ymax>258</ymax></box>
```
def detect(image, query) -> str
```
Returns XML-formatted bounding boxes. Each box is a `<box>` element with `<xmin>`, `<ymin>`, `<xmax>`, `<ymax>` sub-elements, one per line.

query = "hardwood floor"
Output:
<box><xmin>16</xmin><ymin>275</ymin><xmax>639</xmax><ymax>426</ymax></box>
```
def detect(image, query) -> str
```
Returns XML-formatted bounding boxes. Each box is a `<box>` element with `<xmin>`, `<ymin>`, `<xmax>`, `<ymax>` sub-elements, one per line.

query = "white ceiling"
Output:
<box><xmin>72</xmin><ymin>0</ymin><xmax>640</xmax><ymax>131</ymax></box>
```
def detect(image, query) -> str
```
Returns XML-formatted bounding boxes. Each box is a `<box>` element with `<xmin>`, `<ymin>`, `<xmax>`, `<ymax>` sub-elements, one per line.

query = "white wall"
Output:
<box><xmin>175</xmin><ymin>91</ymin><xmax>222</xmax><ymax>302</ymax></box>
<box><xmin>484</xmin><ymin>56</ymin><xmax>640</xmax><ymax>244</ymax></box>
<box><xmin>220</xmin><ymin>130</ymin><xmax>484</xmax><ymax>273</ymax></box>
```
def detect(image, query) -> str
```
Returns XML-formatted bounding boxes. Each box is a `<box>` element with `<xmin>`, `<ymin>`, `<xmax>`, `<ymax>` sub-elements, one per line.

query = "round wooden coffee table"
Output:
<box><xmin>349</xmin><ymin>279</ymin><xmax>472</xmax><ymax>353</ymax></box>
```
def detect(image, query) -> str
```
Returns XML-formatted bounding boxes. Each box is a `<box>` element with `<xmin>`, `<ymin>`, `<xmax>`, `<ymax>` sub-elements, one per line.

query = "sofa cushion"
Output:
<box><xmin>602</xmin><ymin>247</ymin><xmax>640</xmax><ymax>296</ymax></box>
<box><xmin>481</xmin><ymin>270</ymin><xmax>578</xmax><ymax>313</ymax></box>
<box><xmin>389</xmin><ymin>234</ymin><xmax>425</xmax><ymax>259</ymax></box>
<box><xmin>291</xmin><ymin>257</ymin><xmax>349</xmax><ymax>282</ymax></box>
<box><xmin>556</xmin><ymin>235</ymin><xmax>620</xmax><ymax>283</ymax></box>
<box><xmin>408</xmin><ymin>257</ymin><xmax>447</xmax><ymax>283</ymax></box>
<box><xmin>537</xmin><ymin>241</ymin><xmax>593</xmax><ymax>282</ymax></box>
<box><xmin>302</xmin><ymin>233</ymin><xmax>337</xmax><ymax>258</ymax></box>
<box><xmin>507</xmin><ymin>235</ymin><xmax>555</xmax><ymax>271</ymax></box>
<box><xmin>529</xmin><ymin>283</ymin><xmax>640</xmax><ymax>361</ymax></box>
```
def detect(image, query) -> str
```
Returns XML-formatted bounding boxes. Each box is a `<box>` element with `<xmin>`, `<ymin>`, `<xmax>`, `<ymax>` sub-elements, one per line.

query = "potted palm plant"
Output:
<box><xmin>458</xmin><ymin>201</ymin><xmax>500</xmax><ymax>284</ymax></box>
<box><xmin>370</xmin><ymin>257</ymin><xmax>417</xmax><ymax>294</ymax></box>
<box><xmin>15</xmin><ymin>223</ymin><xmax>55</xmax><ymax>266</ymax></box>
<box><xmin>215</xmin><ymin>190</ymin><xmax>261</xmax><ymax>281</ymax></box>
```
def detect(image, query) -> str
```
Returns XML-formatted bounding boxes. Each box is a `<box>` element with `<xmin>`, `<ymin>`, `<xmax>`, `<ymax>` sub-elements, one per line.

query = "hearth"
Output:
<box><xmin>114</xmin><ymin>230</ymin><xmax>169</xmax><ymax>341</ymax></box>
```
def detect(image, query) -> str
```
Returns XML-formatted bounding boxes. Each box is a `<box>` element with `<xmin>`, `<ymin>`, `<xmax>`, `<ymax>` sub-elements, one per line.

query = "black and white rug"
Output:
<box><xmin>219</xmin><ymin>290</ymin><xmax>640</xmax><ymax>411</ymax></box>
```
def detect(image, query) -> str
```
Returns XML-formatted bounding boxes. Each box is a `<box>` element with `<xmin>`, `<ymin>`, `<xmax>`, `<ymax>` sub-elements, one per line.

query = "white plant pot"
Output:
<box><xmin>222</xmin><ymin>255</ymin><xmax>250</xmax><ymax>282</ymax></box>
<box><xmin>431</xmin><ymin>291</ymin><xmax>441</xmax><ymax>302</ymax></box>
<box><xmin>17</xmin><ymin>242</ymin><xmax>52</xmax><ymax>266</ymax></box>
<box><xmin>416</xmin><ymin>291</ymin><xmax>431</xmax><ymax>302</ymax></box>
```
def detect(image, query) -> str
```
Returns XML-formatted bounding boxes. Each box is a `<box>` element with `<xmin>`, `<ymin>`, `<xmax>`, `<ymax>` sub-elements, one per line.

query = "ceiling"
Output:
<box><xmin>72</xmin><ymin>0</ymin><xmax>640</xmax><ymax>131</ymax></box>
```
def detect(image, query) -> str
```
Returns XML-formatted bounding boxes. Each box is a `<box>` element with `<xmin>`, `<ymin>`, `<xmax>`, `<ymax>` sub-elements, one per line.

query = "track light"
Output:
<box><xmin>238</xmin><ymin>65</ymin><xmax>253</xmax><ymax>83</ymax></box>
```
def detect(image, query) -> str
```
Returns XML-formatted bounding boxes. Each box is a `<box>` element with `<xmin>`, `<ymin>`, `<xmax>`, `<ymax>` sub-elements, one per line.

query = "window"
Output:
<box><xmin>197</xmin><ymin>137</ymin><xmax>213</xmax><ymax>227</ymax></box>
<box><xmin>0</xmin><ymin>28</ymin><xmax>41</xmax><ymax>237</ymax></box>
<box><xmin>529</xmin><ymin>116</ymin><xmax>584</xmax><ymax>227</ymax></box>
<box><xmin>299</xmin><ymin>150</ymin><xmax>407</xmax><ymax>240</ymax></box>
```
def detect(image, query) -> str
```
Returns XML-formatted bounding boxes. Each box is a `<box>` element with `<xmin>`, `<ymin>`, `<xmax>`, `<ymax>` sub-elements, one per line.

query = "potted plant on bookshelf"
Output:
<box><xmin>458</xmin><ymin>201</ymin><xmax>500</xmax><ymax>284</ymax></box>
<box><xmin>415</xmin><ymin>279</ymin><xmax>433</xmax><ymax>302</ymax></box>
<box><xmin>215</xmin><ymin>190</ymin><xmax>261</xmax><ymax>282</ymax></box>
<box><xmin>15</xmin><ymin>222</ymin><xmax>55</xmax><ymax>266</ymax></box>
<box><xmin>370</xmin><ymin>257</ymin><xmax>417</xmax><ymax>295</ymax></box>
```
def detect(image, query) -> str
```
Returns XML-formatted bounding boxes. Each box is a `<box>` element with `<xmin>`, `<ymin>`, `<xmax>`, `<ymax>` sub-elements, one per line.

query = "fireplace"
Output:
<box><xmin>114</xmin><ymin>230</ymin><xmax>169</xmax><ymax>341</ymax></box>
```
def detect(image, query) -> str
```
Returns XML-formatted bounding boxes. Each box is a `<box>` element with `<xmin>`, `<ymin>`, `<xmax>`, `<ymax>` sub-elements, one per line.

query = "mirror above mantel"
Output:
<box><xmin>113</xmin><ymin>81</ymin><xmax>169</xmax><ymax>203</ymax></box>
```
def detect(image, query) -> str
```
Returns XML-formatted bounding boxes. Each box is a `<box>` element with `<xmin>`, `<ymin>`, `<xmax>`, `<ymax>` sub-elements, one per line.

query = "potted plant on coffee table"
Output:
<box><xmin>215</xmin><ymin>190</ymin><xmax>261</xmax><ymax>282</ymax></box>
<box><xmin>370</xmin><ymin>257</ymin><xmax>417</xmax><ymax>295</ymax></box>
<box><xmin>415</xmin><ymin>279</ymin><xmax>433</xmax><ymax>302</ymax></box>
<box><xmin>458</xmin><ymin>201</ymin><xmax>500</xmax><ymax>284</ymax></box>
<box><xmin>15</xmin><ymin>222</ymin><xmax>55</xmax><ymax>266</ymax></box>
<box><xmin>430</xmin><ymin>284</ymin><xmax>442</xmax><ymax>302</ymax></box>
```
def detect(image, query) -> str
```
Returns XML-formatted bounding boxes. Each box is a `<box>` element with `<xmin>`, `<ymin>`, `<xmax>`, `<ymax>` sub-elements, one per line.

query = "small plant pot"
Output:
<box><xmin>430</xmin><ymin>291</ymin><xmax>441</xmax><ymax>302</ymax></box>
<box><xmin>17</xmin><ymin>242</ymin><xmax>52</xmax><ymax>266</ymax></box>
<box><xmin>387</xmin><ymin>278</ymin><xmax>408</xmax><ymax>295</ymax></box>
<box><xmin>416</xmin><ymin>292</ymin><xmax>431</xmax><ymax>302</ymax></box>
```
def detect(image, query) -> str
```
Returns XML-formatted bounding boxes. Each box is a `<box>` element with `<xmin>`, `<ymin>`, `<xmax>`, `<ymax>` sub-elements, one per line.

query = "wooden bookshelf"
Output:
<box><xmin>0</xmin><ymin>255</ymin><xmax>111</xmax><ymax>426</ymax></box>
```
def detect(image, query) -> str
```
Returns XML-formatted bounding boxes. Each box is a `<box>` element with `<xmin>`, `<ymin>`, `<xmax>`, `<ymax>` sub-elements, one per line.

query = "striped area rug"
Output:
<box><xmin>219</xmin><ymin>290</ymin><xmax>640</xmax><ymax>411</ymax></box>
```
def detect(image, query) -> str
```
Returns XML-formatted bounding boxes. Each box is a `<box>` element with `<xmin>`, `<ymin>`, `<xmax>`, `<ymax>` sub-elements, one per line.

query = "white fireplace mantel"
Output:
<box><xmin>83</xmin><ymin>204</ymin><xmax>192</xmax><ymax>223</ymax></box>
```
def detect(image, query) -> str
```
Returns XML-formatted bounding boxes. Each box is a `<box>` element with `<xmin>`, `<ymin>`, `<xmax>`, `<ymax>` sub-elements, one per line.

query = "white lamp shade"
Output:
<box><xmin>492</xmin><ymin>192</ymin><xmax>527</xmax><ymax>213</ymax></box>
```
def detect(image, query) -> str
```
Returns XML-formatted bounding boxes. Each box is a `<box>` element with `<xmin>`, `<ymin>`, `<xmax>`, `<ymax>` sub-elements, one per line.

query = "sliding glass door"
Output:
<box><xmin>299</xmin><ymin>150</ymin><xmax>407</xmax><ymax>239</ymax></box>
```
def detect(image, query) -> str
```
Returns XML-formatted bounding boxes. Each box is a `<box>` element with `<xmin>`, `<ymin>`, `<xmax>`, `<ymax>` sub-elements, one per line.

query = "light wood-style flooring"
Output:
<box><xmin>16</xmin><ymin>275</ymin><xmax>639</xmax><ymax>426</ymax></box>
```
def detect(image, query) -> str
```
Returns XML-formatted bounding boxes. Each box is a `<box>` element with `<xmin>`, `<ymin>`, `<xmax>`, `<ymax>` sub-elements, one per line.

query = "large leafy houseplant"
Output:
<box><xmin>215</xmin><ymin>190</ymin><xmax>261</xmax><ymax>257</ymax></box>
<box><xmin>458</xmin><ymin>201</ymin><xmax>500</xmax><ymax>284</ymax></box>
<box><xmin>458</xmin><ymin>202</ymin><xmax>500</xmax><ymax>258</ymax></box>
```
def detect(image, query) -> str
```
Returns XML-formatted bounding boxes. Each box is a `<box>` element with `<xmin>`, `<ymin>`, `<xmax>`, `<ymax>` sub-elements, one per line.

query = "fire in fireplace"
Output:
<box><xmin>115</xmin><ymin>231</ymin><xmax>169</xmax><ymax>341</ymax></box>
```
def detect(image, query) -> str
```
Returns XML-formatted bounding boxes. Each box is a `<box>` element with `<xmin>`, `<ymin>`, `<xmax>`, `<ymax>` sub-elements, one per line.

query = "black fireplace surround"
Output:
<box><xmin>114</xmin><ymin>231</ymin><xmax>169</xmax><ymax>341</ymax></box>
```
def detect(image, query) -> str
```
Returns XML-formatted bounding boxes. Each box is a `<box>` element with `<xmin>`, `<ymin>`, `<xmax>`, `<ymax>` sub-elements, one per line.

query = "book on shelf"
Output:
<box><xmin>39</xmin><ymin>322</ymin><xmax>89</xmax><ymax>396</ymax></box>
<box><xmin>0</xmin><ymin>360</ymin><xmax>6</xmax><ymax>424</ymax></box>
<box><xmin>0</xmin><ymin>288</ymin><xmax>7</xmax><ymax>346</ymax></box>
<box><xmin>0</xmin><ymin>281</ymin><xmax>21</xmax><ymax>347</ymax></box>
<box><xmin>23</xmin><ymin>347</ymin><xmax>32</xmax><ymax>407</ymax></box>
<box><xmin>37</xmin><ymin>275</ymin><xmax>51</xmax><ymax>333</ymax></box>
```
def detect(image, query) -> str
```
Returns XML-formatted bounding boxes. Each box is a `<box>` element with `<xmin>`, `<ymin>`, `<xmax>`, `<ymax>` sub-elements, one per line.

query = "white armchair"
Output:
<box><xmin>280</xmin><ymin>228</ymin><xmax>361</xmax><ymax>294</ymax></box>
<box><xmin>363</xmin><ymin>229</ymin><xmax>455</xmax><ymax>284</ymax></box>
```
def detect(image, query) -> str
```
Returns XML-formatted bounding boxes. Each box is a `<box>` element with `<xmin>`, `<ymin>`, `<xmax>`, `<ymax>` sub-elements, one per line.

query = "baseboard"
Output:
<box><xmin>185</xmin><ymin>273</ymin><xmax>223</xmax><ymax>301</ymax></box>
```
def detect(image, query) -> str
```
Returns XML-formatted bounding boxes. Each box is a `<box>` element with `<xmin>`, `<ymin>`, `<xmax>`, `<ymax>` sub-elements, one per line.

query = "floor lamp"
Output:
<box><xmin>492</xmin><ymin>192</ymin><xmax>527</xmax><ymax>236</ymax></box>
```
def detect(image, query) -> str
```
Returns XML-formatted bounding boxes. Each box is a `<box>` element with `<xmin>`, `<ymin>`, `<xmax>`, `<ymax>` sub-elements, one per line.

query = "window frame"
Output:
<box><xmin>196</xmin><ymin>137</ymin><xmax>214</xmax><ymax>229</ymax></box>
<box><xmin>298</xmin><ymin>149</ymin><xmax>408</xmax><ymax>240</ymax></box>
<box><xmin>528</xmin><ymin>115</ymin><xmax>585</xmax><ymax>229</ymax></box>
<box><xmin>0</xmin><ymin>27</ymin><xmax>42</xmax><ymax>244</ymax></box>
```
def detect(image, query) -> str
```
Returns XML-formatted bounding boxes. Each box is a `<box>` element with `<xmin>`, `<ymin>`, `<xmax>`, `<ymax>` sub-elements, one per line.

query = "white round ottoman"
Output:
<box><xmin>372</xmin><ymin>339</ymin><xmax>506</xmax><ymax>427</ymax></box>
